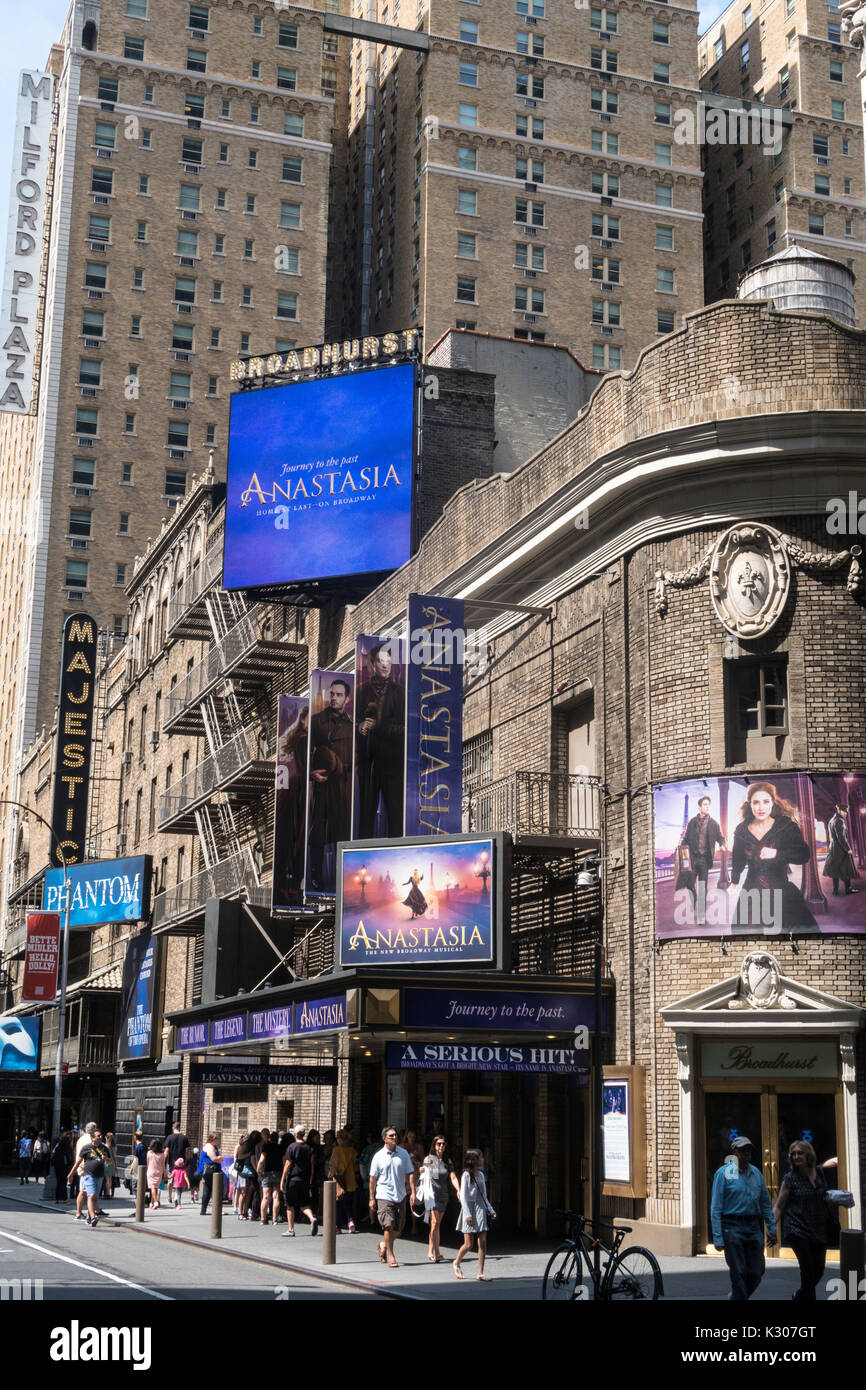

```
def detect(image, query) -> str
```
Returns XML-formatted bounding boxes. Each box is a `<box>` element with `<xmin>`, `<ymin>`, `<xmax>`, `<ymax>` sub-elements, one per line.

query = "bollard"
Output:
<box><xmin>322</xmin><ymin>1178</ymin><xmax>336</xmax><ymax>1265</ymax></box>
<box><xmin>840</xmin><ymin>1227</ymin><xmax>865</xmax><ymax>1301</ymax></box>
<box><xmin>135</xmin><ymin>1160</ymin><xmax>146</xmax><ymax>1223</ymax></box>
<box><xmin>211</xmin><ymin>1169</ymin><xmax>223</xmax><ymax>1239</ymax></box>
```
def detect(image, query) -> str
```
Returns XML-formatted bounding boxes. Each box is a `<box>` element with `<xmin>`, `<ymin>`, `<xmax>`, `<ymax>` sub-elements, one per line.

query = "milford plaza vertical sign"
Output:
<box><xmin>49</xmin><ymin>615</ymin><xmax>97</xmax><ymax>867</ymax></box>
<box><xmin>0</xmin><ymin>71</ymin><xmax>53</xmax><ymax>413</ymax></box>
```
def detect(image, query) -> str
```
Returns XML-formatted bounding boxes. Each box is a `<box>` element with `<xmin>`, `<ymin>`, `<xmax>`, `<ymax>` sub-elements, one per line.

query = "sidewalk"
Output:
<box><xmin>0</xmin><ymin>1176</ymin><xmax>835</xmax><ymax>1301</ymax></box>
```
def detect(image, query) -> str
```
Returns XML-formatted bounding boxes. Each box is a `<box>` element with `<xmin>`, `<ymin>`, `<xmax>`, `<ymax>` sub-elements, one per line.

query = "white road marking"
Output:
<box><xmin>1</xmin><ymin>1230</ymin><xmax>174</xmax><ymax>1300</ymax></box>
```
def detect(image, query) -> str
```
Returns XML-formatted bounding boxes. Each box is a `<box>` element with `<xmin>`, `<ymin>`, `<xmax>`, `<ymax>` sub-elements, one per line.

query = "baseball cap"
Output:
<box><xmin>730</xmin><ymin>1136</ymin><xmax>753</xmax><ymax>1150</ymax></box>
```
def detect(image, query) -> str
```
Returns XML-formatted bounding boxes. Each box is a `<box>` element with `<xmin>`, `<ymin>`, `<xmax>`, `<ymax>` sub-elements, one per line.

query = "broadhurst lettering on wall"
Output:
<box><xmin>0</xmin><ymin>71</ymin><xmax>53</xmax><ymax>414</ymax></box>
<box><xmin>48</xmin><ymin>616</ymin><xmax>97</xmax><ymax>867</ymax></box>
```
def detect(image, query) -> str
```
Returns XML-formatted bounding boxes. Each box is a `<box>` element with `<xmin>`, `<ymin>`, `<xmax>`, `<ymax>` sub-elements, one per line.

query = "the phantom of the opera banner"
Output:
<box><xmin>653</xmin><ymin>772</ymin><xmax>866</xmax><ymax>939</ymax></box>
<box><xmin>338</xmin><ymin>838</ymin><xmax>495</xmax><ymax>967</ymax></box>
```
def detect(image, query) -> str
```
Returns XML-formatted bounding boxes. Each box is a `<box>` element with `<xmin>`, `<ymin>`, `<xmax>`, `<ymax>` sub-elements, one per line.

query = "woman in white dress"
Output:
<box><xmin>453</xmin><ymin>1148</ymin><xmax>496</xmax><ymax>1281</ymax></box>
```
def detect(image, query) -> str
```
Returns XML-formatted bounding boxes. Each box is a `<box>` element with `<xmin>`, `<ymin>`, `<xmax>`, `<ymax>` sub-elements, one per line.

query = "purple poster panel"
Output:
<box><xmin>654</xmin><ymin>772</ymin><xmax>866</xmax><ymax>939</ymax></box>
<box><xmin>272</xmin><ymin>695</ymin><xmax>309</xmax><ymax>912</ymax></box>
<box><xmin>338</xmin><ymin>838</ymin><xmax>494</xmax><ymax>967</ymax></box>
<box><xmin>304</xmin><ymin>668</ymin><xmax>355</xmax><ymax>898</ymax></box>
<box><xmin>353</xmin><ymin>635</ymin><xmax>407</xmax><ymax>840</ymax></box>
<box><xmin>404</xmin><ymin>594</ymin><xmax>464</xmax><ymax>836</ymax></box>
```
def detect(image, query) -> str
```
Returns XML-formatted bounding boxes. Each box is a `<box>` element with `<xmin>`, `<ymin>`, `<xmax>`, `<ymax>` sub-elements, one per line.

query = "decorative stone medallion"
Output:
<box><xmin>709</xmin><ymin>523</ymin><xmax>791</xmax><ymax>638</ymax></box>
<box><xmin>728</xmin><ymin>950</ymin><xmax>797</xmax><ymax>1010</ymax></box>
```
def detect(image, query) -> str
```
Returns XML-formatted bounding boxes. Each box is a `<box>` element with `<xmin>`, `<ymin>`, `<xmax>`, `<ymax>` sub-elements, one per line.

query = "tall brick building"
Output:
<box><xmin>699</xmin><ymin>0</ymin><xmax>866</xmax><ymax>313</ymax></box>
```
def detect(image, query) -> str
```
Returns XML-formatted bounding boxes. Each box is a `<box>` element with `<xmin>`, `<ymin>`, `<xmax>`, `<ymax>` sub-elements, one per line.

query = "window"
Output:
<box><xmin>279</xmin><ymin>23</ymin><xmax>298</xmax><ymax>47</ymax></box>
<box><xmin>844</xmin><ymin>178</ymin><xmax>851</xmax><ymax>195</ymax></box>
<box><xmin>176</xmin><ymin>228</ymin><xmax>198</xmax><ymax>258</ymax></box>
<box><xmin>654</xmin><ymin>143</ymin><xmax>672</xmax><ymax>167</ymax></box>
<box><xmin>241</xmin><ymin>285</ymin><xmax>253</xmax><ymax>306</ymax></box>
<box><xmin>813</xmin><ymin>134</ymin><xmax>829</xmax><ymax>158</ymax></box>
<box><xmin>786</xmin><ymin>0</ymin><xmax>795</xmax><ymax>14</ymax></box>
<box><xmin>590</xmin><ymin>89</ymin><xmax>617</xmax><ymax>113</ymax></box>
<box><xmin>82</xmin><ymin>309</ymin><xmax>104</xmax><ymax>337</ymax></box>
<box><xmin>249</xmin><ymin>104</ymin><xmax>260</xmax><ymax>125</ymax></box>
<box><xmin>515</xmin><ymin>242</ymin><xmax>545</xmax><ymax>269</ymax></box>
<box><xmin>126</xmin><ymin>0</ymin><xmax>148</xmax><ymax>14</ymax></box>
<box><xmin>592</xmin><ymin>344</ymin><xmax>621</xmax><ymax>370</ymax></box>
<box><xmin>655</xmin><ymin>224</ymin><xmax>674</xmax><ymax>250</ymax></box>
<box><xmin>767</xmin><ymin>217</ymin><xmax>776</xmax><ymax>250</ymax></box>
<box><xmin>248</xmin><ymin>148</ymin><xmax>258</xmax><ymax>170</ymax></box>
<box><xmin>656</xmin><ymin>267</ymin><xmax>675</xmax><ymax>292</ymax></box>
<box><xmin>207</xmin><ymin>375</ymin><xmax>218</xmax><ymax>396</ymax></box>
<box><xmin>245</xmin><ymin>194</ymin><xmax>256</xmax><ymax>214</ymax></box>
<box><xmin>69</xmin><ymin>508</ymin><xmax>92</xmax><ymax>537</ymax></box>
<box><xmin>828</xmin><ymin>21</ymin><xmax>842</xmax><ymax>40</ymax></box>
<box><xmin>78</xmin><ymin>358</ymin><xmax>101</xmax><ymax>386</ymax></box>
<box><xmin>458</xmin><ymin>188</ymin><xmax>477</xmax><ymax>215</ymax></box>
<box><xmin>514</xmin><ymin>285</ymin><xmax>544</xmax><ymax>313</ymax></box>
<box><xmin>654</xmin><ymin>100</ymin><xmax>671</xmax><ymax>124</ymax></box>
<box><xmin>741</xmin><ymin>239</ymin><xmax>751</xmax><ymax>267</ymax></box>
<box><xmin>276</xmin><ymin>292</ymin><xmax>297</xmax><ymax>319</ymax></box>
<box><xmin>456</xmin><ymin>276</ymin><xmax>476</xmax><ymax>302</ymax></box>
<box><xmin>592</xmin><ymin>213</ymin><xmax>620</xmax><ymax>238</ymax></box>
<box><xmin>459</xmin><ymin>62</ymin><xmax>478</xmax><ymax>86</ymax></box>
<box><xmin>88</xmin><ymin>213</ymin><xmax>110</xmax><ymax>241</ymax></box>
<box><xmin>591</xmin><ymin>256</ymin><xmax>620</xmax><ymax>282</ymax></box>
<box><xmin>179</xmin><ymin>184</ymin><xmax>200</xmax><ymax>213</ymax></box>
<box><xmin>166</xmin><ymin>419</ymin><xmax>189</xmax><ymax>448</ymax></box>
<box><xmin>164</xmin><ymin>469</ymin><xmax>187</xmax><ymax>497</ymax></box>
<box><xmin>284</xmin><ymin>113</ymin><xmax>304</xmax><ymax>138</ymax></box>
<box><xmin>115</xmin><ymin>563</ymin><xmax>127</xmax><ymax>586</ymax></box>
<box><xmin>516</xmin><ymin>0</ymin><xmax>545</xmax><ymax>13</ymax></box>
<box><xmin>65</xmin><ymin>559</ymin><xmax>89</xmax><ymax>589</ymax></box>
<box><xmin>280</xmin><ymin>202</ymin><xmax>301</xmax><ymax>229</ymax></box>
<box><xmin>809</xmin><ymin>212</ymin><xmax>825</xmax><ymax>234</ymax></box>
<box><xmin>729</xmin><ymin>660</ymin><xmax>788</xmax><ymax>746</ymax></box>
<box><xmin>590</xmin><ymin>6</ymin><xmax>618</xmax><ymax>30</ymax></box>
<box><xmin>657</xmin><ymin>310</ymin><xmax>675</xmax><ymax>333</ymax></box>
<box><xmin>91</xmin><ymin>167</ymin><xmax>113</xmax><ymax>196</ymax></box>
<box><xmin>215</xmin><ymin>190</ymin><xmax>227</xmax><ymax>214</ymax></box>
<box><xmin>174</xmin><ymin>276</ymin><xmax>196</xmax><ymax>304</ymax></box>
<box><xmin>169</xmin><ymin>371</ymin><xmax>191</xmax><ymax>401</ymax></box>
<box><xmin>277</xmin><ymin>67</ymin><xmax>297</xmax><ymax>90</ymax></box>
<box><xmin>75</xmin><ymin>406</ymin><xmax>99</xmax><ymax>436</ymax></box>
<box><xmin>845</xmin><ymin>218</ymin><xmax>853</xmax><ymax>237</ymax></box>
<box><xmin>209</xmin><ymin>327</ymin><xmax>220</xmax><ymax>348</ymax></box>
<box><xmin>829</xmin><ymin>60</ymin><xmax>843</xmax><ymax>83</ymax></box>
<box><xmin>130</xmin><ymin>316</ymin><xmax>141</xmax><ymax>336</ymax></box>
<box><xmin>815</xmin><ymin>174</ymin><xmax>830</xmax><ymax>195</ymax></box>
<box><xmin>187</xmin><ymin>48</ymin><xmax>207</xmax><ymax>71</ymax></box>
<box><xmin>714</xmin><ymin>38</ymin><xmax>724</xmax><ymax>62</ymax></box>
<box><xmin>182</xmin><ymin>137</ymin><xmax>203</xmax><ymax>165</ymax></box>
<box><xmin>655</xmin><ymin>183</ymin><xmax>672</xmax><ymax>207</ymax></box>
<box><xmin>591</xmin><ymin>299</ymin><xmax>620</xmax><ymax>325</ymax></box>
<box><xmin>459</xmin><ymin>103</ymin><xmax>478</xmax><ymax>127</ymax></box>
<box><xmin>654</xmin><ymin>61</ymin><xmax>670</xmax><ymax>83</ymax></box>
<box><xmin>189</xmin><ymin>3</ymin><xmax>209</xmax><ymax>27</ymax></box>
<box><xmin>457</xmin><ymin>232</ymin><xmax>477</xmax><ymax>258</ymax></box>
<box><xmin>250</xmin><ymin>59</ymin><xmax>261</xmax><ymax>79</ymax></box>
<box><xmin>218</xmin><ymin>144</ymin><xmax>229</xmax><ymax>164</ymax></box>
<box><xmin>98</xmin><ymin>77</ymin><xmax>119</xmax><ymax>104</ymax></box>
<box><xmin>740</xmin><ymin>40</ymin><xmax>750</xmax><ymax>66</ymax></box>
<box><xmin>73</xmin><ymin>458</ymin><xmax>95</xmax><ymax>485</ymax></box>
<box><xmin>282</xmin><ymin>157</ymin><xmax>302</xmax><ymax>182</ymax></box>
<box><xmin>591</xmin><ymin>171</ymin><xmax>619</xmax><ymax>196</ymax></box>
<box><xmin>831</xmin><ymin>99</ymin><xmax>845</xmax><ymax>121</ymax></box>
<box><xmin>515</xmin><ymin>197</ymin><xmax>544</xmax><ymax>226</ymax></box>
<box><xmin>118</xmin><ymin>513</ymin><xmax>129</xmax><ymax>535</ymax></box>
<box><xmin>139</xmin><ymin>174</ymin><xmax>150</xmax><ymax>195</ymax></box>
<box><xmin>516</xmin><ymin>157</ymin><xmax>544</xmax><ymax>183</ymax></box>
<box><xmin>517</xmin><ymin>30</ymin><xmax>544</xmax><ymax>55</ymax></box>
<box><xmin>516</xmin><ymin>73</ymin><xmax>545</xmax><ymax>99</ymax></box>
<box><xmin>124</xmin><ymin>36</ymin><xmax>145</xmax><ymax>60</ymax></box>
<box><xmin>743</xmin><ymin>3</ymin><xmax>752</xmax><ymax>24</ymax></box>
<box><xmin>84</xmin><ymin>262</ymin><xmax>107</xmax><ymax>290</ymax></box>
<box><xmin>94</xmin><ymin>122</ymin><xmax>117</xmax><ymax>151</ymax></box>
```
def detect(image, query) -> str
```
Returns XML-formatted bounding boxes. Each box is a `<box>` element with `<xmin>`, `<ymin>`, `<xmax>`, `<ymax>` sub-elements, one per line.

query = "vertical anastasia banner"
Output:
<box><xmin>405</xmin><ymin>594</ymin><xmax>465</xmax><ymax>836</ymax></box>
<box><xmin>304</xmin><ymin>668</ymin><xmax>356</xmax><ymax>897</ymax></box>
<box><xmin>353</xmin><ymin>634</ymin><xmax>407</xmax><ymax>839</ymax></box>
<box><xmin>272</xmin><ymin>694</ymin><xmax>310</xmax><ymax>911</ymax></box>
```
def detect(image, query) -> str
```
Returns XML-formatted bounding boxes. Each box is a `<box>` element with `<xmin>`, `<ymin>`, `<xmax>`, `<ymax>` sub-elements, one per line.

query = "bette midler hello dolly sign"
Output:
<box><xmin>337</xmin><ymin>837</ymin><xmax>498</xmax><ymax>968</ymax></box>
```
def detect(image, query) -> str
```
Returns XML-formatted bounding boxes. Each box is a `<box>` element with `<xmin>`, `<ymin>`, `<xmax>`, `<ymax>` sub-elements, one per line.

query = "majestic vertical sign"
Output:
<box><xmin>22</xmin><ymin>911</ymin><xmax>61</xmax><ymax>1002</ymax></box>
<box><xmin>272</xmin><ymin>694</ymin><xmax>310</xmax><ymax>911</ymax></box>
<box><xmin>118</xmin><ymin>928</ymin><xmax>159</xmax><ymax>1063</ymax></box>
<box><xmin>404</xmin><ymin>595</ymin><xmax>465</xmax><ymax>836</ymax></box>
<box><xmin>353</xmin><ymin>635</ymin><xmax>407</xmax><ymax>839</ymax></box>
<box><xmin>1</xmin><ymin>71</ymin><xmax>53</xmax><ymax>413</ymax></box>
<box><xmin>304</xmin><ymin>669</ymin><xmax>355</xmax><ymax>897</ymax></box>
<box><xmin>49</xmin><ymin>614</ymin><xmax>97</xmax><ymax>867</ymax></box>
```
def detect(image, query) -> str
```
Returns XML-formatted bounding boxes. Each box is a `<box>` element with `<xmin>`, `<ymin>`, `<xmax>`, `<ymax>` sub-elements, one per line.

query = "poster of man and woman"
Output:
<box><xmin>653</xmin><ymin>772</ymin><xmax>866</xmax><ymax>939</ymax></box>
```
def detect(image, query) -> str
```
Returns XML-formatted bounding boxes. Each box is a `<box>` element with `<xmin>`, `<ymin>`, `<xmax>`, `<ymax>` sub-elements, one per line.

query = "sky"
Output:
<box><xmin>0</xmin><ymin>0</ymin><xmax>731</xmax><ymax>250</ymax></box>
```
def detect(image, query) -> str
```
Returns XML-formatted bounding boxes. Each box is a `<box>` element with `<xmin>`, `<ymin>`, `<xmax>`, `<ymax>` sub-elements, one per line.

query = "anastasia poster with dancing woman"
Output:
<box><xmin>653</xmin><ymin>773</ymin><xmax>866</xmax><ymax>939</ymax></box>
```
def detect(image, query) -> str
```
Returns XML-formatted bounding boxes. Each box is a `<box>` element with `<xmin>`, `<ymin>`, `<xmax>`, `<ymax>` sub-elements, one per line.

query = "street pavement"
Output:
<box><xmin>0</xmin><ymin>1176</ymin><xmax>837</xmax><ymax>1302</ymax></box>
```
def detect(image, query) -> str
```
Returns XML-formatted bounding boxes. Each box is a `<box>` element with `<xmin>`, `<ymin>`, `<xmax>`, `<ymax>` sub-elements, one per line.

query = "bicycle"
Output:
<box><xmin>542</xmin><ymin>1210</ymin><xmax>663</xmax><ymax>1301</ymax></box>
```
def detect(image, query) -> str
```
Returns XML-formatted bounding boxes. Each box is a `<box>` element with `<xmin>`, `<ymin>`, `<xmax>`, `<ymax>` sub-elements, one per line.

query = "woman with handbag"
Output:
<box><xmin>772</xmin><ymin>1140</ymin><xmax>832</xmax><ymax>1301</ymax></box>
<box><xmin>199</xmin><ymin>1132</ymin><xmax>221</xmax><ymax>1216</ymax></box>
<box><xmin>422</xmin><ymin>1136</ymin><xmax>460</xmax><ymax>1263</ymax></box>
<box><xmin>453</xmin><ymin>1148</ymin><xmax>496</xmax><ymax>1282</ymax></box>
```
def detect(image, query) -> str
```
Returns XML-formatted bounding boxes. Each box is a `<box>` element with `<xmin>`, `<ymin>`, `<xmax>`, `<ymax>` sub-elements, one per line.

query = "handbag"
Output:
<box><xmin>826</xmin><ymin>1190</ymin><xmax>855</xmax><ymax>1208</ymax></box>
<box><xmin>675</xmin><ymin>842</ymin><xmax>695</xmax><ymax>893</ymax></box>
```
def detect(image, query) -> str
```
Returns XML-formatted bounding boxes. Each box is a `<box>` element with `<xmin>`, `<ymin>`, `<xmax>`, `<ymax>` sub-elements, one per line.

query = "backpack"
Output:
<box><xmin>35</xmin><ymin>1138</ymin><xmax>49</xmax><ymax>1158</ymax></box>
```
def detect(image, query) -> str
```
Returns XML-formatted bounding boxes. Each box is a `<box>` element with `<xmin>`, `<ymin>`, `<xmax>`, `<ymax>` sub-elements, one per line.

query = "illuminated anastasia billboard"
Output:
<box><xmin>223</xmin><ymin>362</ymin><xmax>416</xmax><ymax>590</ymax></box>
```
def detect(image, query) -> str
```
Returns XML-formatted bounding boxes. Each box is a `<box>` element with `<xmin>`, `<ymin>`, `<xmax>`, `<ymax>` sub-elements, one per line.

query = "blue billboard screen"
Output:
<box><xmin>42</xmin><ymin>856</ymin><xmax>152</xmax><ymax>928</ymax></box>
<box><xmin>224</xmin><ymin>362</ymin><xmax>416</xmax><ymax>590</ymax></box>
<box><xmin>0</xmin><ymin>1015</ymin><xmax>39</xmax><ymax>1072</ymax></box>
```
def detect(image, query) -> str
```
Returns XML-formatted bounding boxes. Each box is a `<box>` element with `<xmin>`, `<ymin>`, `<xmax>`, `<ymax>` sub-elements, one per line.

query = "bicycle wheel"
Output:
<box><xmin>607</xmin><ymin>1246</ymin><xmax>663</xmax><ymax>1301</ymax></box>
<box><xmin>542</xmin><ymin>1243</ymin><xmax>582</xmax><ymax>1301</ymax></box>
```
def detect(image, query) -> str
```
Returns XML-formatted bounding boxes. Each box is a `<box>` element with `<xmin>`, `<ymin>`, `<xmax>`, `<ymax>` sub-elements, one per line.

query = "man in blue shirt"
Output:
<box><xmin>711</xmin><ymin>1134</ymin><xmax>777</xmax><ymax>1300</ymax></box>
<box><xmin>368</xmin><ymin>1125</ymin><xmax>415</xmax><ymax>1268</ymax></box>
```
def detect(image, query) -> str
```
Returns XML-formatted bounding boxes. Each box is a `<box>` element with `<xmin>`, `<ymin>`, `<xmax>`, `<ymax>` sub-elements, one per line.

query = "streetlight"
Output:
<box><xmin>577</xmin><ymin>853</ymin><xmax>610</xmax><ymax>1274</ymax></box>
<box><xmin>0</xmin><ymin>799</ymin><xmax>72</xmax><ymax>1199</ymax></box>
<box><xmin>473</xmin><ymin>850</ymin><xmax>491</xmax><ymax>896</ymax></box>
<box><xmin>356</xmin><ymin>864</ymin><xmax>368</xmax><ymax>905</ymax></box>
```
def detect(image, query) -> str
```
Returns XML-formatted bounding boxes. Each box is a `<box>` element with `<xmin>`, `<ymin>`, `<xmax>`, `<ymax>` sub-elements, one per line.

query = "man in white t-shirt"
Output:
<box><xmin>368</xmin><ymin>1125</ymin><xmax>415</xmax><ymax>1268</ymax></box>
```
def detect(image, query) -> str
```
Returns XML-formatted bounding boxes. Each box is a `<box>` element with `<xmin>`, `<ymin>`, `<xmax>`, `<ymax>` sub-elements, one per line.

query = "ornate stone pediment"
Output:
<box><xmin>661</xmin><ymin>955</ymin><xmax>865</xmax><ymax>1033</ymax></box>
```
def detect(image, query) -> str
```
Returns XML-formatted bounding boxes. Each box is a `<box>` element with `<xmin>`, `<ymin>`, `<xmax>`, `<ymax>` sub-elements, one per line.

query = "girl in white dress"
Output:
<box><xmin>453</xmin><ymin>1148</ymin><xmax>496</xmax><ymax>1281</ymax></box>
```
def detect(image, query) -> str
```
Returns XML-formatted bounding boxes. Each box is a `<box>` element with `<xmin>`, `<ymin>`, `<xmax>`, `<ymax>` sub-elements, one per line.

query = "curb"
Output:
<box><xmin>0</xmin><ymin>1188</ymin><xmax>424</xmax><ymax>1301</ymax></box>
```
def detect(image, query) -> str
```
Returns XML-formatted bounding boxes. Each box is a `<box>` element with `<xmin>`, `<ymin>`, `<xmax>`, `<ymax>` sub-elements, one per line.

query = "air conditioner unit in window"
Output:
<box><xmin>524</xmin><ymin>268</ymin><xmax>537</xmax><ymax>278</ymax></box>
<box><xmin>600</xmin><ymin>72</ymin><xmax>612</xmax><ymax>82</ymax></box>
<box><xmin>816</xmin><ymin>156</ymin><xmax>830</xmax><ymax>166</ymax></box>
<box><xmin>92</xmin><ymin>194</ymin><xmax>110</xmax><ymax>205</ymax></box>
<box><xmin>89</xmin><ymin>240</ymin><xmax>106</xmax><ymax>252</ymax></box>
<box><xmin>80</xmin><ymin>386</ymin><xmax>97</xmax><ymax>398</ymax></box>
<box><xmin>526</xmin><ymin>14</ymin><xmax>538</xmax><ymax>22</ymax></box>
<box><xmin>169</xmin><ymin>399</ymin><xmax>189</xmax><ymax>409</ymax></box>
<box><xmin>96</xmin><ymin>148</ymin><xmax>113</xmax><ymax>159</ymax></box>
<box><xmin>602</xmin><ymin>325</ymin><xmax>614</xmax><ymax>336</ymax></box>
<box><xmin>183</xmin><ymin>163</ymin><xmax>201</xmax><ymax>174</ymax></box>
<box><xmin>524</xmin><ymin>181</ymin><xmax>537</xmax><ymax>192</ymax></box>
<box><xmin>100</xmin><ymin>101</ymin><xmax>115</xmax><ymax>112</ymax></box>
<box><xmin>77</xmin><ymin>436</ymin><xmax>95</xmax><ymax>447</ymax></box>
<box><xmin>70</xmin><ymin>537</ymin><xmax>89</xmax><ymax>549</ymax></box>
<box><xmin>84</xmin><ymin>337</ymin><xmax>102</xmax><ymax>348</ymax></box>
<box><xmin>73</xmin><ymin>486</ymin><xmax>93</xmax><ymax>497</ymax></box>
<box><xmin>165</xmin><ymin>496</ymin><xmax>179</xmax><ymax>508</ymax></box>
<box><xmin>173</xmin><ymin>351</ymin><xmax>191</xmax><ymax>361</ymax></box>
<box><xmin>601</xmin><ymin>195</ymin><xmax>613</xmax><ymax>206</ymax></box>
<box><xmin>176</xmin><ymin>303</ymin><xmax>193</xmax><ymax>313</ymax></box>
<box><xmin>190</xmin><ymin>26</ymin><xmax>207</xmax><ymax>38</ymax></box>
<box><xmin>524</xmin><ymin>97</ymin><xmax>538</xmax><ymax>108</ymax></box>
<box><xmin>600</xmin><ymin>30</ymin><xmax>612</xmax><ymax>39</ymax></box>
<box><xmin>601</xmin><ymin>281</ymin><xmax>614</xmax><ymax>291</ymax></box>
<box><xmin>187</xmin><ymin>118</ymin><xmax>202</xmax><ymax>130</ymax></box>
<box><xmin>181</xmin><ymin>210</ymin><xmax>197</xmax><ymax>220</ymax></box>
<box><xmin>601</xmin><ymin>237</ymin><xmax>613</xmax><ymax>249</ymax></box>
<box><xmin>116</xmin><ymin>835</ymin><xmax>127</xmax><ymax>853</ymax></box>
<box><xmin>178</xmin><ymin>256</ymin><xmax>196</xmax><ymax>267</ymax></box>
<box><xmin>148</xmin><ymin>730</ymin><xmax>160</xmax><ymax>747</ymax></box>
<box><xmin>600</xmin><ymin>112</ymin><xmax>612</xmax><ymax>123</ymax></box>
<box><xmin>65</xmin><ymin>589</ymin><xmax>84</xmax><ymax>601</ymax></box>
<box><xmin>523</xmin><ymin>312</ymin><xmax>537</xmax><ymax>322</ymax></box>
<box><xmin>87</xmin><ymin>289</ymin><xmax>103</xmax><ymax>299</ymax></box>
<box><xmin>168</xmin><ymin>449</ymin><xmax>186</xmax><ymax>459</ymax></box>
